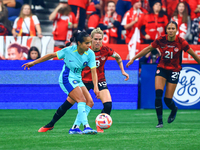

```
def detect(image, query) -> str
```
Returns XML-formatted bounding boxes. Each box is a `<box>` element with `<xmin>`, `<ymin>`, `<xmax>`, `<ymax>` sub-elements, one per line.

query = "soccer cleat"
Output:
<box><xmin>156</xmin><ymin>123</ymin><xmax>163</xmax><ymax>128</ymax></box>
<box><xmin>96</xmin><ymin>125</ymin><xmax>104</xmax><ymax>133</ymax></box>
<box><xmin>168</xmin><ymin>107</ymin><xmax>178</xmax><ymax>123</ymax></box>
<box><xmin>69</xmin><ymin>128</ymin><xmax>82</xmax><ymax>134</ymax></box>
<box><xmin>38</xmin><ymin>126</ymin><xmax>54</xmax><ymax>132</ymax></box>
<box><xmin>82</xmin><ymin>127</ymin><xmax>97</xmax><ymax>134</ymax></box>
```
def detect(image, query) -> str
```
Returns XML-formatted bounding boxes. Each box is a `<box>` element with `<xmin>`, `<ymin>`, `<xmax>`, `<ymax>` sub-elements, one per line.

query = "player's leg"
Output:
<box><xmin>98</xmin><ymin>81</ymin><xmax>112</xmax><ymax>115</ymax></box>
<box><xmin>100</xmin><ymin>89</ymin><xmax>112</xmax><ymax>115</ymax></box>
<box><xmin>96</xmin><ymin>81</ymin><xmax>112</xmax><ymax>132</ymax></box>
<box><xmin>70</xmin><ymin>86</ymin><xmax>94</xmax><ymax>132</ymax></box>
<box><xmin>164</xmin><ymin>82</ymin><xmax>178</xmax><ymax>123</ymax></box>
<box><xmin>155</xmin><ymin>73</ymin><xmax>166</xmax><ymax>128</ymax></box>
<box><xmin>38</xmin><ymin>98</ymin><xmax>75</xmax><ymax>132</ymax></box>
<box><xmin>68</xmin><ymin>86</ymin><xmax>96</xmax><ymax>134</ymax></box>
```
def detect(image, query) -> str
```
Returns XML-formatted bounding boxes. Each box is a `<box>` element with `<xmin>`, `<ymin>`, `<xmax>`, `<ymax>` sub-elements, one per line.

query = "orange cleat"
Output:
<box><xmin>38</xmin><ymin>126</ymin><xmax>54</xmax><ymax>132</ymax></box>
<box><xmin>96</xmin><ymin>125</ymin><xmax>104</xmax><ymax>133</ymax></box>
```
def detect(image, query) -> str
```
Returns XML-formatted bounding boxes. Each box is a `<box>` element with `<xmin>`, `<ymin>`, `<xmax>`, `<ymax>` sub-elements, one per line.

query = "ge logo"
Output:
<box><xmin>173</xmin><ymin>67</ymin><xmax>200</xmax><ymax>106</ymax></box>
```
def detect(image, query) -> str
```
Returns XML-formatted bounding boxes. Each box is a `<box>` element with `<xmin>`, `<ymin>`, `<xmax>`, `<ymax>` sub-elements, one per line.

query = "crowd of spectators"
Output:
<box><xmin>1</xmin><ymin>0</ymin><xmax>200</xmax><ymax>60</ymax></box>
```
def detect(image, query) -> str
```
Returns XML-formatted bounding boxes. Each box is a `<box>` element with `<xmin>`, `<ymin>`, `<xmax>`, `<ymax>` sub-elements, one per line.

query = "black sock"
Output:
<box><xmin>101</xmin><ymin>102</ymin><xmax>112</xmax><ymax>115</ymax></box>
<box><xmin>155</xmin><ymin>90</ymin><xmax>163</xmax><ymax>124</ymax></box>
<box><xmin>44</xmin><ymin>100</ymin><xmax>73</xmax><ymax>127</ymax></box>
<box><xmin>155</xmin><ymin>98</ymin><xmax>163</xmax><ymax>124</ymax></box>
<box><xmin>164</xmin><ymin>97</ymin><xmax>176</xmax><ymax>111</ymax></box>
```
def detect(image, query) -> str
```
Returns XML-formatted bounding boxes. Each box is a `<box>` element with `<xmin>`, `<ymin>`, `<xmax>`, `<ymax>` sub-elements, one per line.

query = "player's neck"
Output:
<box><xmin>167</xmin><ymin>36</ymin><xmax>176</xmax><ymax>42</ymax></box>
<box><xmin>91</xmin><ymin>46</ymin><xmax>100</xmax><ymax>51</ymax></box>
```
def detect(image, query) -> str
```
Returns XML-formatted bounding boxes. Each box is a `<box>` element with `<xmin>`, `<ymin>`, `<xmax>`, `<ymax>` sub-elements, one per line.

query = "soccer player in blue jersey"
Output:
<box><xmin>22</xmin><ymin>31</ymin><xmax>100</xmax><ymax>134</ymax></box>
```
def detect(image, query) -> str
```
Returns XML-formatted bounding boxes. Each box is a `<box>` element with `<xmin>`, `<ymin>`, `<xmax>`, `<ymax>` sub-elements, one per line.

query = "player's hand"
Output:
<box><xmin>126</xmin><ymin>59</ymin><xmax>134</xmax><ymax>68</ymax></box>
<box><xmin>22</xmin><ymin>62</ymin><xmax>35</xmax><ymax>70</ymax></box>
<box><xmin>94</xmin><ymin>88</ymin><xmax>100</xmax><ymax>99</ymax></box>
<box><xmin>122</xmin><ymin>71</ymin><xmax>129</xmax><ymax>81</ymax></box>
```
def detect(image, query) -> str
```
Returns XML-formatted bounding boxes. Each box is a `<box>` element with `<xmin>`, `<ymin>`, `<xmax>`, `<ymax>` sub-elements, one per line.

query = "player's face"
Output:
<box><xmin>79</xmin><ymin>37</ymin><xmax>91</xmax><ymax>51</ymax></box>
<box><xmin>91</xmin><ymin>33</ymin><xmax>103</xmax><ymax>50</ymax></box>
<box><xmin>7</xmin><ymin>47</ymin><xmax>22</xmax><ymax>60</ymax></box>
<box><xmin>166</xmin><ymin>23</ymin><xmax>177</xmax><ymax>38</ymax></box>
<box><xmin>178</xmin><ymin>3</ymin><xmax>185</xmax><ymax>14</ymax></box>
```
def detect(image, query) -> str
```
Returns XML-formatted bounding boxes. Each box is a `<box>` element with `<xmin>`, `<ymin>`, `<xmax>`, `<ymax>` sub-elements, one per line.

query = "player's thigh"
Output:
<box><xmin>165</xmin><ymin>82</ymin><xmax>178</xmax><ymax>99</ymax></box>
<box><xmin>155</xmin><ymin>68</ymin><xmax>167</xmax><ymax>90</ymax></box>
<box><xmin>155</xmin><ymin>76</ymin><xmax>166</xmax><ymax>90</ymax></box>
<box><xmin>68</xmin><ymin>86</ymin><xmax>86</xmax><ymax>103</ymax></box>
<box><xmin>99</xmin><ymin>89</ymin><xmax>112</xmax><ymax>103</ymax></box>
<box><xmin>81</xmin><ymin>86</ymin><xmax>94</xmax><ymax>107</ymax></box>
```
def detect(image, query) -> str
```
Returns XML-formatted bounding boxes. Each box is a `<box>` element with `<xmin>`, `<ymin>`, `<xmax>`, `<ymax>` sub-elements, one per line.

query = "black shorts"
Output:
<box><xmin>84</xmin><ymin>81</ymin><xmax>108</xmax><ymax>91</ymax></box>
<box><xmin>155</xmin><ymin>67</ymin><xmax>180</xmax><ymax>84</ymax></box>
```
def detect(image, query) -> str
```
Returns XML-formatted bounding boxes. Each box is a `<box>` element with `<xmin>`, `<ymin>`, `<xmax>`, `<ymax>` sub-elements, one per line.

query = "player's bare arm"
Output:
<box><xmin>22</xmin><ymin>53</ymin><xmax>57</xmax><ymax>70</ymax></box>
<box><xmin>113</xmin><ymin>52</ymin><xmax>129</xmax><ymax>81</ymax></box>
<box><xmin>187</xmin><ymin>48</ymin><xmax>200</xmax><ymax>64</ymax></box>
<box><xmin>91</xmin><ymin>67</ymin><xmax>100</xmax><ymax>99</ymax></box>
<box><xmin>126</xmin><ymin>44</ymin><xmax>154</xmax><ymax>68</ymax></box>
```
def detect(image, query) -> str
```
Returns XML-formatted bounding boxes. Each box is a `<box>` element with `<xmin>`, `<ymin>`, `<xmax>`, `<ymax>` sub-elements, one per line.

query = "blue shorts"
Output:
<box><xmin>59</xmin><ymin>78</ymin><xmax>85</xmax><ymax>95</ymax></box>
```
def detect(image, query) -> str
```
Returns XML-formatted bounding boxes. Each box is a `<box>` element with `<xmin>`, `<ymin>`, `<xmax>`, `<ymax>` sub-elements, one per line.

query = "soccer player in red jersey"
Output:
<box><xmin>126</xmin><ymin>21</ymin><xmax>200</xmax><ymax>128</ymax></box>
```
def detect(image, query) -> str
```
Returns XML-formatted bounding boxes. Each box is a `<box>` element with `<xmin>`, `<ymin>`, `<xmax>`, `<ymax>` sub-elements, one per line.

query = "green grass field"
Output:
<box><xmin>1</xmin><ymin>109</ymin><xmax>200</xmax><ymax>150</ymax></box>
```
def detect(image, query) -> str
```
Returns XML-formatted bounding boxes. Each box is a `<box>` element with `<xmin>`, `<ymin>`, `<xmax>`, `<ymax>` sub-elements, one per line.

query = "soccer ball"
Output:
<box><xmin>95</xmin><ymin>113</ymin><xmax>112</xmax><ymax>129</ymax></box>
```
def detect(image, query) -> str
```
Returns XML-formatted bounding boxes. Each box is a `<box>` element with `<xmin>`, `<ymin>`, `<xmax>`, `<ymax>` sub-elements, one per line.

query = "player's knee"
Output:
<box><xmin>86</xmin><ymin>98</ymin><xmax>94</xmax><ymax>108</ymax></box>
<box><xmin>156</xmin><ymin>89</ymin><xmax>163</xmax><ymax>99</ymax></box>
<box><xmin>164</xmin><ymin>97</ymin><xmax>172</xmax><ymax>105</ymax></box>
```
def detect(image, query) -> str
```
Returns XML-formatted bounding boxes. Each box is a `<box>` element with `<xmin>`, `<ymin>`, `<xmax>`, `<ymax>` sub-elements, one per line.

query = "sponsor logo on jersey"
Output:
<box><xmin>167</xmin><ymin>45</ymin><xmax>175</xmax><ymax>48</ymax></box>
<box><xmin>173</xmin><ymin>67</ymin><xmax>200</xmax><ymax>106</ymax></box>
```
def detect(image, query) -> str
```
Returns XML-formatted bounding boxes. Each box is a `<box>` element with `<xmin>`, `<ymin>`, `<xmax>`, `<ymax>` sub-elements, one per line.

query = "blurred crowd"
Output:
<box><xmin>0</xmin><ymin>0</ymin><xmax>200</xmax><ymax>61</ymax></box>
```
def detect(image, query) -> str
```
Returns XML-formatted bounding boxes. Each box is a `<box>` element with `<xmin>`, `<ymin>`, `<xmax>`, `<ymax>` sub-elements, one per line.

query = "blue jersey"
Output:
<box><xmin>56</xmin><ymin>45</ymin><xmax>96</xmax><ymax>94</ymax></box>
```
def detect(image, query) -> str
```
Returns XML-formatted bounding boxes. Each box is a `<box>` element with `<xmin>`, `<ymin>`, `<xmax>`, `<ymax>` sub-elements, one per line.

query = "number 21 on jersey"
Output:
<box><xmin>165</xmin><ymin>51</ymin><xmax>173</xmax><ymax>59</ymax></box>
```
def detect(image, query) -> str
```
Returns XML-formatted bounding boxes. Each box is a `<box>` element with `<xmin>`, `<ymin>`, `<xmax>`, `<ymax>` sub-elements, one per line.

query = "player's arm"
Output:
<box><xmin>187</xmin><ymin>48</ymin><xmax>200</xmax><ymax>64</ymax></box>
<box><xmin>126</xmin><ymin>44</ymin><xmax>154</xmax><ymax>68</ymax></box>
<box><xmin>91</xmin><ymin>67</ymin><xmax>100</xmax><ymax>99</ymax></box>
<box><xmin>112</xmin><ymin>52</ymin><xmax>129</xmax><ymax>81</ymax></box>
<box><xmin>22</xmin><ymin>53</ymin><xmax>57</xmax><ymax>70</ymax></box>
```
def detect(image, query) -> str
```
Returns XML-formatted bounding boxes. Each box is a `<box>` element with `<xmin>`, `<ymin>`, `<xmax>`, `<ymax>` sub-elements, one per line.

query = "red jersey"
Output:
<box><xmin>82</xmin><ymin>45</ymin><xmax>114</xmax><ymax>83</ymax></box>
<box><xmin>151</xmin><ymin>35</ymin><xmax>190</xmax><ymax>72</ymax></box>
<box><xmin>87</xmin><ymin>14</ymin><xmax>100</xmax><ymax>29</ymax></box>
<box><xmin>144</xmin><ymin>13</ymin><xmax>168</xmax><ymax>40</ymax></box>
<box><xmin>52</xmin><ymin>12</ymin><xmax>77</xmax><ymax>41</ymax></box>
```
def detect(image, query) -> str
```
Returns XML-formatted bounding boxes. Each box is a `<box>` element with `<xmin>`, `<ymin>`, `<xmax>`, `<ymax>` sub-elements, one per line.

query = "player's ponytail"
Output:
<box><xmin>65</xmin><ymin>30</ymin><xmax>89</xmax><ymax>47</ymax></box>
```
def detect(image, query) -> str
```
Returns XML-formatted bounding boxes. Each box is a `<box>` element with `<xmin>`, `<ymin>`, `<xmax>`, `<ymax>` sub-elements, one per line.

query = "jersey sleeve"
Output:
<box><xmin>56</xmin><ymin>47</ymin><xmax>67</xmax><ymax>59</ymax></box>
<box><xmin>88</xmin><ymin>14</ymin><xmax>100</xmax><ymax>29</ymax></box>
<box><xmin>32</xmin><ymin>15</ymin><xmax>40</xmax><ymax>25</ymax></box>
<box><xmin>71</xmin><ymin>12</ymin><xmax>78</xmax><ymax>24</ymax></box>
<box><xmin>88</xmin><ymin>50</ymin><xmax>96</xmax><ymax>69</ymax></box>
<box><xmin>108</xmin><ymin>47</ymin><xmax>114</xmax><ymax>56</ymax></box>
<box><xmin>182</xmin><ymin>39</ymin><xmax>190</xmax><ymax>52</ymax></box>
<box><xmin>13</xmin><ymin>17</ymin><xmax>19</xmax><ymax>29</ymax></box>
<box><xmin>121</xmin><ymin>11</ymin><xmax>128</xmax><ymax>26</ymax></box>
<box><xmin>151</xmin><ymin>38</ymin><xmax>160</xmax><ymax>48</ymax></box>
